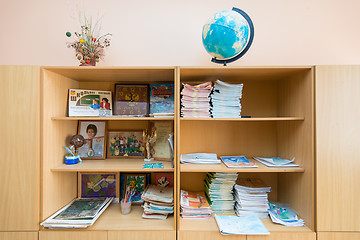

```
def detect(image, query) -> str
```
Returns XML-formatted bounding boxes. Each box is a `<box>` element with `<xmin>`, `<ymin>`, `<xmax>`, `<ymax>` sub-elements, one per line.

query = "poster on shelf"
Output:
<box><xmin>68</xmin><ymin>89</ymin><xmax>112</xmax><ymax>116</ymax></box>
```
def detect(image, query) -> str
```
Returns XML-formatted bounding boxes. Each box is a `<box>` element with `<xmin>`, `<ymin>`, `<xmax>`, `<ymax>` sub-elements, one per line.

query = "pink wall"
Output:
<box><xmin>1</xmin><ymin>0</ymin><xmax>360</xmax><ymax>66</ymax></box>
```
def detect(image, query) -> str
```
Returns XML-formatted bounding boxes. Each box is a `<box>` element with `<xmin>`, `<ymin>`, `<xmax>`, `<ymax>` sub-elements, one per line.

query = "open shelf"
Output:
<box><xmin>180</xmin><ymin>161</ymin><xmax>304</xmax><ymax>173</ymax></box>
<box><xmin>180</xmin><ymin>117</ymin><xmax>305</xmax><ymax>121</ymax></box>
<box><xmin>179</xmin><ymin>216</ymin><xmax>312</xmax><ymax>233</ymax></box>
<box><xmin>51</xmin><ymin>159</ymin><xmax>174</xmax><ymax>172</ymax></box>
<box><xmin>51</xmin><ymin>116</ymin><xmax>174</xmax><ymax>121</ymax></box>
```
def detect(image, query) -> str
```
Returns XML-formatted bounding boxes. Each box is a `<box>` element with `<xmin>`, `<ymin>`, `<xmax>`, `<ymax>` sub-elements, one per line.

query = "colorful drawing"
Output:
<box><xmin>155</xmin><ymin>174</ymin><xmax>173</xmax><ymax>187</ymax></box>
<box><xmin>120</xmin><ymin>173</ymin><xmax>150</xmax><ymax>203</ymax></box>
<box><xmin>81</xmin><ymin>174</ymin><xmax>116</xmax><ymax>198</ymax></box>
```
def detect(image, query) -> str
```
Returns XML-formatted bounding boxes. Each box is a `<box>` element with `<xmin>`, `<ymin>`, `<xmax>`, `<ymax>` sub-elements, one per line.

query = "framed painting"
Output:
<box><xmin>120</xmin><ymin>173</ymin><xmax>150</xmax><ymax>203</ymax></box>
<box><xmin>114</xmin><ymin>84</ymin><xmax>149</xmax><ymax>116</ymax></box>
<box><xmin>107</xmin><ymin>130</ymin><xmax>145</xmax><ymax>158</ymax></box>
<box><xmin>77</xmin><ymin>120</ymin><xmax>107</xmax><ymax>160</ymax></box>
<box><xmin>78</xmin><ymin>172</ymin><xmax>120</xmax><ymax>198</ymax></box>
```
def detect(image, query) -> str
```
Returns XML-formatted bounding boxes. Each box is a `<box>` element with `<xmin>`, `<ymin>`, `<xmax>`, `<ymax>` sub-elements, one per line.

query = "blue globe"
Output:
<box><xmin>202</xmin><ymin>8</ymin><xmax>253</xmax><ymax>62</ymax></box>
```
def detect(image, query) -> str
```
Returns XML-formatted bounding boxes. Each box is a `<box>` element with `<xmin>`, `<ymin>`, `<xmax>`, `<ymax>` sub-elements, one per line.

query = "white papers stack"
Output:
<box><xmin>180</xmin><ymin>190</ymin><xmax>212</xmax><ymax>219</ymax></box>
<box><xmin>181</xmin><ymin>82</ymin><xmax>212</xmax><ymax>118</ymax></box>
<box><xmin>268</xmin><ymin>202</ymin><xmax>305</xmax><ymax>226</ymax></box>
<box><xmin>253</xmin><ymin>157</ymin><xmax>299</xmax><ymax>167</ymax></box>
<box><xmin>180</xmin><ymin>153</ymin><xmax>221</xmax><ymax>164</ymax></box>
<box><xmin>211</xmin><ymin>80</ymin><xmax>243</xmax><ymax>118</ymax></box>
<box><xmin>233</xmin><ymin>178</ymin><xmax>271</xmax><ymax>218</ymax></box>
<box><xmin>40</xmin><ymin>197</ymin><xmax>113</xmax><ymax>229</ymax></box>
<box><xmin>141</xmin><ymin>185</ymin><xmax>174</xmax><ymax>219</ymax></box>
<box><xmin>214</xmin><ymin>215</ymin><xmax>270</xmax><ymax>235</ymax></box>
<box><xmin>204</xmin><ymin>172</ymin><xmax>238</xmax><ymax>214</ymax></box>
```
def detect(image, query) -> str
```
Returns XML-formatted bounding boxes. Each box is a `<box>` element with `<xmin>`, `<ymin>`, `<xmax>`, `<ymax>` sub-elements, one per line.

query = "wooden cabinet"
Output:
<box><xmin>317</xmin><ymin>232</ymin><xmax>360</xmax><ymax>240</ymax></box>
<box><xmin>0</xmin><ymin>232</ymin><xmax>38</xmax><ymax>240</ymax></box>
<box><xmin>315</xmin><ymin>66</ymin><xmax>360</xmax><ymax>233</ymax></box>
<box><xmin>0</xmin><ymin>66</ymin><xmax>40</xmax><ymax>231</ymax></box>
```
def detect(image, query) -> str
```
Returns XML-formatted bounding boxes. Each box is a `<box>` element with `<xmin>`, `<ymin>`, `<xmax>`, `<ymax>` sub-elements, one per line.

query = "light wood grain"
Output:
<box><xmin>0</xmin><ymin>66</ymin><xmax>40</xmax><ymax>231</ymax></box>
<box><xmin>178</xmin><ymin>231</ymin><xmax>246</xmax><ymax>240</ymax></box>
<box><xmin>316</xmin><ymin>66</ymin><xmax>360</xmax><ymax>231</ymax></box>
<box><xmin>39</xmin><ymin>231</ymin><xmax>107</xmax><ymax>240</ymax></box>
<box><xmin>52</xmin><ymin>116</ymin><xmax>174</xmax><ymax>121</ymax></box>
<box><xmin>0</xmin><ymin>232</ymin><xmax>38</xmax><ymax>240</ymax></box>
<box><xmin>180</xmin><ymin>117</ymin><xmax>304</xmax><ymax>121</ymax></box>
<box><xmin>108</xmin><ymin>231</ymin><xmax>175</xmax><ymax>240</ymax></box>
<box><xmin>51</xmin><ymin>159</ymin><xmax>174</xmax><ymax>172</ymax></box>
<box><xmin>247</xmin><ymin>232</ymin><xmax>316</xmax><ymax>240</ymax></box>
<box><xmin>317</xmin><ymin>232</ymin><xmax>360</xmax><ymax>240</ymax></box>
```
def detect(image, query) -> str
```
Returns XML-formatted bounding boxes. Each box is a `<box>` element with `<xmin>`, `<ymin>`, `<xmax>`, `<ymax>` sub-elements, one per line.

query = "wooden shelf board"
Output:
<box><xmin>179</xmin><ymin>216</ymin><xmax>312</xmax><ymax>233</ymax></box>
<box><xmin>180</xmin><ymin>117</ymin><xmax>304</xmax><ymax>121</ymax></box>
<box><xmin>180</xmin><ymin>161</ymin><xmax>304</xmax><ymax>173</ymax></box>
<box><xmin>51</xmin><ymin>159</ymin><xmax>174</xmax><ymax>172</ymax></box>
<box><xmin>52</xmin><ymin>116</ymin><xmax>174</xmax><ymax>121</ymax></box>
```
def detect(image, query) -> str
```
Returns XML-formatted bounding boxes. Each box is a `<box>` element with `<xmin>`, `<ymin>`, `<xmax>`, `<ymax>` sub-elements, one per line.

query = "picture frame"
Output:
<box><xmin>151</xmin><ymin>121</ymin><xmax>173</xmax><ymax>161</ymax></box>
<box><xmin>77</xmin><ymin>120</ymin><xmax>107</xmax><ymax>160</ymax></box>
<box><xmin>78</xmin><ymin>172</ymin><xmax>120</xmax><ymax>199</ymax></box>
<box><xmin>107</xmin><ymin>130</ymin><xmax>145</xmax><ymax>158</ymax></box>
<box><xmin>120</xmin><ymin>173</ymin><xmax>150</xmax><ymax>203</ymax></box>
<box><xmin>113</xmin><ymin>84</ymin><xmax>149</xmax><ymax>116</ymax></box>
<box><xmin>154</xmin><ymin>173</ymin><xmax>173</xmax><ymax>188</ymax></box>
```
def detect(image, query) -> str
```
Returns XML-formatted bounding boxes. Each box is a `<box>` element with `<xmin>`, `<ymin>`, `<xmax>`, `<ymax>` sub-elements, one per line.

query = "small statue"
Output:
<box><xmin>64</xmin><ymin>134</ymin><xmax>85</xmax><ymax>164</ymax></box>
<box><xmin>142</xmin><ymin>128</ymin><xmax>157</xmax><ymax>161</ymax></box>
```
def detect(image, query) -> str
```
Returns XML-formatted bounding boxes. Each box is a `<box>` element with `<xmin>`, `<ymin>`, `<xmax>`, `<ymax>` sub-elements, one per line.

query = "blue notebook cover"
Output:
<box><xmin>150</xmin><ymin>84</ymin><xmax>174</xmax><ymax>114</ymax></box>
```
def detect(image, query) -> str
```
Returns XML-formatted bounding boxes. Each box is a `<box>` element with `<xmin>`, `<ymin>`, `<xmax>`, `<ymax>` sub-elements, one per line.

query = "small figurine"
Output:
<box><xmin>142</xmin><ymin>128</ymin><xmax>157</xmax><ymax>161</ymax></box>
<box><xmin>65</xmin><ymin>134</ymin><xmax>85</xmax><ymax>164</ymax></box>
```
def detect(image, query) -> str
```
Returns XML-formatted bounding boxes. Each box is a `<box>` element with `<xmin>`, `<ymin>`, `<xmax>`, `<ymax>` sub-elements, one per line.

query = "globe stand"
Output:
<box><xmin>210</xmin><ymin>7</ymin><xmax>255</xmax><ymax>66</ymax></box>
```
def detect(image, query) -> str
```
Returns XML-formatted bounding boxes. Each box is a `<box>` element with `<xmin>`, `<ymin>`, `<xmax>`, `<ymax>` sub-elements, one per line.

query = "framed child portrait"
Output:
<box><xmin>78</xmin><ymin>172</ymin><xmax>120</xmax><ymax>199</ymax></box>
<box><xmin>77</xmin><ymin>120</ymin><xmax>107</xmax><ymax>160</ymax></box>
<box><xmin>107</xmin><ymin>130</ymin><xmax>145</xmax><ymax>158</ymax></box>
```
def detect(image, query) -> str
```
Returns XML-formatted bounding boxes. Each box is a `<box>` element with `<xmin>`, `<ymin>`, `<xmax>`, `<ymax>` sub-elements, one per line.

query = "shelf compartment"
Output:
<box><xmin>180</xmin><ymin>161</ymin><xmax>304</xmax><ymax>173</ymax></box>
<box><xmin>52</xmin><ymin>116</ymin><xmax>174</xmax><ymax>121</ymax></box>
<box><xmin>89</xmin><ymin>204</ymin><xmax>174</xmax><ymax>231</ymax></box>
<box><xmin>179</xmin><ymin>216</ymin><xmax>312</xmax><ymax>233</ymax></box>
<box><xmin>51</xmin><ymin>159</ymin><xmax>173</xmax><ymax>172</ymax></box>
<box><xmin>180</xmin><ymin>117</ymin><xmax>304</xmax><ymax>121</ymax></box>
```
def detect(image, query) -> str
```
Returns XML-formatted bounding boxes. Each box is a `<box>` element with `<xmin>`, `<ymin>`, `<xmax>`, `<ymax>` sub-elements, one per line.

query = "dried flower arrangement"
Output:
<box><xmin>66</xmin><ymin>15</ymin><xmax>111</xmax><ymax>66</ymax></box>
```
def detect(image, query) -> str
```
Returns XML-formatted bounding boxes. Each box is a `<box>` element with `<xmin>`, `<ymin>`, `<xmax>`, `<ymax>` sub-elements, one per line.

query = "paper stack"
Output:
<box><xmin>233</xmin><ymin>178</ymin><xmax>271</xmax><ymax>218</ymax></box>
<box><xmin>180</xmin><ymin>190</ymin><xmax>212</xmax><ymax>219</ymax></box>
<box><xmin>180</xmin><ymin>82</ymin><xmax>212</xmax><ymax>118</ymax></box>
<box><xmin>40</xmin><ymin>197</ymin><xmax>113</xmax><ymax>229</ymax></box>
<box><xmin>141</xmin><ymin>185</ymin><xmax>174</xmax><ymax>219</ymax></box>
<box><xmin>268</xmin><ymin>202</ymin><xmax>305</xmax><ymax>226</ymax></box>
<box><xmin>204</xmin><ymin>172</ymin><xmax>238</xmax><ymax>214</ymax></box>
<box><xmin>210</xmin><ymin>80</ymin><xmax>243</xmax><ymax>118</ymax></box>
<box><xmin>180</xmin><ymin>153</ymin><xmax>221</xmax><ymax>164</ymax></box>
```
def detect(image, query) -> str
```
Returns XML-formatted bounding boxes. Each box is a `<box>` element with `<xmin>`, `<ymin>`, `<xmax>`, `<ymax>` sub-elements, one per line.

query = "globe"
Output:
<box><xmin>202</xmin><ymin>8</ymin><xmax>254</xmax><ymax>64</ymax></box>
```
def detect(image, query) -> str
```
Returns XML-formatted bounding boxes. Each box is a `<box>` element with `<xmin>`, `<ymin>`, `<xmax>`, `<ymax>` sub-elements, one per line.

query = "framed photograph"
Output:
<box><xmin>120</xmin><ymin>173</ymin><xmax>150</xmax><ymax>203</ymax></box>
<box><xmin>113</xmin><ymin>84</ymin><xmax>149</xmax><ymax>116</ymax></box>
<box><xmin>77</xmin><ymin>121</ymin><xmax>107</xmax><ymax>160</ymax></box>
<box><xmin>78</xmin><ymin>173</ymin><xmax>120</xmax><ymax>198</ymax></box>
<box><xmin>107</xmin><ymin>130</ymin><xmax>145</xmax><ymax>158</ymax></box>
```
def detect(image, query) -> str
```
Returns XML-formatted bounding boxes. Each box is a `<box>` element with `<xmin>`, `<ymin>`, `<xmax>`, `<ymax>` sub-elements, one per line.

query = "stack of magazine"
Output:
<box><xmin>210</xmin><ymin>80</ymin><xmax>243</xmax><ymax>118</ymax></box>
<box><xmin>141</xmin><ymin>184</ymin><xmax>174</xmax><ymax>219</ymax></box>
<box><xmin>204</xmin><ymin>172</ymin><xmax>237</xmax><ymax>214</ymax></box>
<box><xmin>40</xmin><ymin>197</ymin><xmax>113</xmax><ymax>229</ymax></box>
<box><xmin>233</xmin><ymin>178</ymin><xmax>271</xmax><ymax>218</ymax></box>
<box><xmin>180</xmin><ymin>190</ymin><xmax>212</xmax><ymax>219</ymax></box>
<box><xmin>180</xmin><ymin>82</ymin><xmax>213</xmax><ymax>118</ymax></box>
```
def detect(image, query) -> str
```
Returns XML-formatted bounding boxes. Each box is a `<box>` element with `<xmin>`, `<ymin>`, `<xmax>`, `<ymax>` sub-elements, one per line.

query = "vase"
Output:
<box><xmin>79</xmin><ymin>57</ymin><xmax>96</xmax><ymax>66</ymax></box>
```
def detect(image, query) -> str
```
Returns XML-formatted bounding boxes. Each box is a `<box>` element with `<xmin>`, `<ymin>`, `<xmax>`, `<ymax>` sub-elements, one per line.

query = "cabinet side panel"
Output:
<box><xmin>0</xmin><ymin>66</ymin><xmax>40</xmax><ymax>231</ymax></box>
<box><xmin>41</xmin><ymin>70</ymin><xmax>78</xmax><ymax>219</ymax></box>
<box><xmin>277</xmin><ymin>69</ymin><xmax>315</xmax><ymax>230</ymax></box>
<box><xmin>316</xmin><ymin>66</ymin><xmax>360</xmax><ymax>231</ymax></box>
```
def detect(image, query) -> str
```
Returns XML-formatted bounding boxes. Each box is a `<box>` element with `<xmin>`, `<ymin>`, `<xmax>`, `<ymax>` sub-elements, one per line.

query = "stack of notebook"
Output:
<box><xmin>180</xmin><ymin>82</ymin><xmax>212</xmax><ymax>118</ymax></box>
<box><xmin>204</xmin><ymin>172</ymin><xmax>238</xmax><ymax>214</ymax></box>
<box><xmin>233</xmin><ymin>178</ymin><xmax>271</xmax><ymax>218</ymax></box>
<box><xmin>141</xmin><ymin>185</ymin><xmax>174</xmax><ymax>219</ymax></box>
<box><xmin>180</xmin><ymin>190</ymin><xmax>212</xmax><ymax>219</ymax></box>
<box><xmin>210</xmin><ymin>80</ymin><xmax>243</xmax><ymax>118</ymax></box>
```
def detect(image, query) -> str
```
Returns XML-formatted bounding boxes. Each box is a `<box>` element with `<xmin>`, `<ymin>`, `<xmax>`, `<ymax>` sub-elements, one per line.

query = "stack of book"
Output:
<box><xmin>210</xmin><ymin>80</ymin><xmax>243</xmax><ymax>118</ymax></box>
<box><xmin>180</xmin><ymin>153</ymin><xmax>221</xmax><ymax>164</ymax></box>
<box><xmin>180</xmin><ymin>190</ymin><xmax>212</xmax><ymax>219</ymax></box>
<box><xmin>40</xmin><ymin>197</ymin><xmax>113</xmax><ymax>229</ymax></box>
<box><xmin>180</xmin><ymin>82</ymin><xmax>212</xmax><ymax>118</ymax></box>
<box><xmin>204</xmin><ymin>172</ymin><xmax>238</xmax><ymax>214</ymax></box>
<box><xmin>233</xmin><ymin>178</ymin><xmax>271</xmax><ymax>218</ymax></box>
<box><xmin>141</xmin><ymin>185</ymin><xmax>174</xmax><ymax>219</ymax></box>
<box><xmin>268</xmin><ymin>202</ymin><xmax>305</xmax><ymax>226</ymax></box>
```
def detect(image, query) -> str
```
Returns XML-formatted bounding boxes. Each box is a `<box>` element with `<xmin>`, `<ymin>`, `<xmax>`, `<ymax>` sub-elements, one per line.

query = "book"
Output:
<box><xmin>68</xmin><ymin>89</ymin><xmax>112</xmax><ymax>116</ymax></box>
<box><xmin>253</xmin><ymin>157</ymin><xmax>299</xmax><ymax>167</ymax></box>
<box><xmin>214</xmin><ymin>215</ymin><xmax>270</xmax><ymax>235</ymax></box>
<box><xmin>40</xmin><ymin>197</ymin><xmax>113</xmax><ymax>228</ymax></box>
<box><xmin>180</xmin><ymin>153</ymin><xmax>221</xmax><ymax>164</ymax></box>
<box><xmin>220</xmin><ymin>156</ymin><xmax>258</xmax><ymax>168</ymax></box>
<box><xmin>180</xmin><ymin>190</ymin><xmax>212</xmax><ymax>218</ymax></box>
<box><xmin>150</xmin><ymin>84</ymin><xmax>174</xmax><ymax>114</ymax></box>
